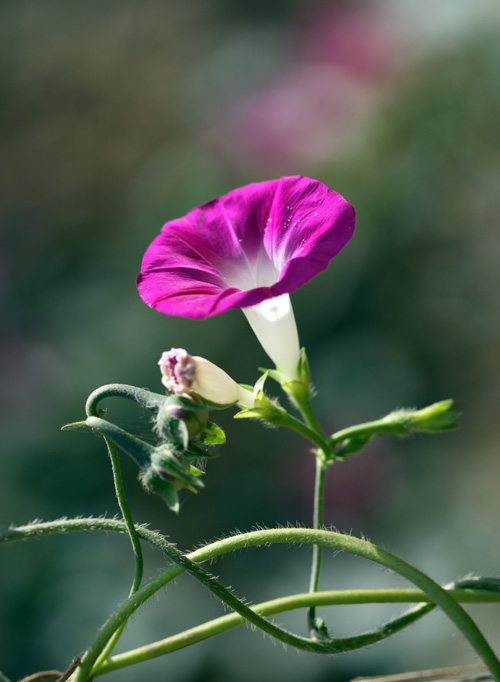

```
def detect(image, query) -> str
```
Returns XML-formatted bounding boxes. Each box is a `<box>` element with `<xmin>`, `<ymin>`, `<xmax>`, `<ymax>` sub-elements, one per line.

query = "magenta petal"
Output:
<box><xmin>137</xmin><ymin>176</ymin><xmax>355</xmax><ymax>319</ymax></box>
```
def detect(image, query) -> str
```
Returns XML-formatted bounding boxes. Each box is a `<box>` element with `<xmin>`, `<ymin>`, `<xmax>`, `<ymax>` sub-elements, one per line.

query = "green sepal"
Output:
<box><xmin>235</xmin><ymin>391</ymin><xmax>300</xmax><ymax>430</ymax></box>
<box><xmin>277</xmin><ymin>349</ymin><xmax>314</xmax><ymax>415</ymax></box>
<box><xmin>159</xmin><ymin>396</ymin><xmax>209</xmax><ymax>441</ymax></box>
<box><xmin>151</xmin><ymin>446</ymin><xmax>203</xmax><ymax>488</ymax></box>
<box><xmin>156</xmin><ymin>410</ymin><xmax>190</xmax><ymax>450</ymax></box>
<box><xmin>189</xmin><ymin>464</ymin><xmax>204</xmax><ymax>477</ymax></box>
<box><xmin>139</xmin><ymin>446</ymin><xmax>204</xmax><ymax>511</ymax></box>
<box><xmin>169</xmin><ymin>396</ymin><xmax>211</xmax><ymax>412</ymax></box>
<box><xmin>409</xmin><ymin>399</ymin><xmax>460</xmax><ymax>432</ymax></box>
<box><xmin>379</xmin><ymin>400</ymin><xmax>460</xmax><ymax>435</ymax></box>
<box><xmin>253</xmin><ymin>371</ymin><xmax>269</xmax><ymax>395</ymax></box>
<box><xmin>334</xmin><ymin>435</ymin><xmax>372</xmax><ymax>460</ymax></box>
<box><xmin>264</xmin><ymin>349</ymin><xmax>310</xmax><ymax>388</ymax></box>
<box><xmin>188</xmin><ymin>392</ymin><xmax>235</xmax><ymax>409</ymax></box>
<box><xmin>261</xmin><ymin>367</ymin><xmax>280</xmax><ymax>382</ymax></box>
<box><xmin>199</xmin><ymin>421</ymin><xmax>226</xmax><ymax>445</ymax></box>
<box><xmin>139</xmin><ymin>466</ymin><xmax>180</xmax><ymax>512</ymax></box>
<box><xmin>297</xmin><ymin>347</ymin><xmax>311</xmax><ymax>385</ymax></box>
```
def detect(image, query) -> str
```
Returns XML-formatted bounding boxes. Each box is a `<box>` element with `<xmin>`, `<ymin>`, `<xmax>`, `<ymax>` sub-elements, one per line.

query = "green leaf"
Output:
<box><xmin>189</xmin><ymin>464</ymin><xmax>204</xmax><ymax>477</ymax></box>
<box><xmin>199</xmin><ymin>421</ymin><xmax>226</xmax><ymax>445</ymax></box>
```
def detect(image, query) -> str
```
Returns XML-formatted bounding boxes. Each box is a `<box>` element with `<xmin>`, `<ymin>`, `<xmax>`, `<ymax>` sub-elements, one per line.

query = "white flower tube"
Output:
<box><xmin>242</xmin><ymin>294</ymin><xmax>300</xmax><ymax>381</ymax></box>
<box><xmin>159</xmin><ymin>349</ymin><xmax>255</xmax><ymax>408</ymax></box>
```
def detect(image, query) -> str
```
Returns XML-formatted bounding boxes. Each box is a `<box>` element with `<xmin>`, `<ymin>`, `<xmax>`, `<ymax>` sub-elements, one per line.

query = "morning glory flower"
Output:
<box><xmin>138</xmin><ymin>176</ymin><xmax>355</xmax><ymax>380</ymax></box>
<box><xmin>159</xmin><ymin>348</ymin><xmax>255</xmax><ymax>408</ymax></box>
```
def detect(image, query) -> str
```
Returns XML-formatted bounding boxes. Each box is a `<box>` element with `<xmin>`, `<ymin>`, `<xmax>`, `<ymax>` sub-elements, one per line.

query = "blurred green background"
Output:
<box><xmin>1</xmin><ymin>1</ymin><xmax>499</xmax><ymax>680</ymax></box>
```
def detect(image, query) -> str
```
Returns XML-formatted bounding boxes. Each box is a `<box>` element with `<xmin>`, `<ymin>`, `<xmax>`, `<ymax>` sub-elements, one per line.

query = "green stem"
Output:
<box><xmin>0</xmin><ymin>517</ymin><xmax>166</xmax><ymax>549</ymax></box>
<box><xmin>94</xmin><ymin>586</ymin><xmax>499</xmax><ymax>675</ymax></box>
<box><xmin>288</xmin><ymin>381</ymin><xmax>332</xmax><ymax>638</ymax></box>
<box><xmin>91</xmin><ymin>438</ymin><xmax>143</xmax><ymax>671</ymax></box>
<box><xmin>82</xmin><ymin>383</ymin><xmax>149</xmax><ymax>670</ymax></box>
<box><xmin>308</xmin><ymin>454</ymin><xmax>328</xmax><ymax>636</ymax></box>
<box><xmin>3</xmin><ymin>520</ymin><xmax>499</xmax><ymax>679</ymax></box>
<box><xmin>280</xmin><ymin>412</ymin><xmax>330</xmax><ymax>450</ymax></box>
<box><xmin>85</xmin><ymin>384</ymin><xmax>166</xmax><ymax>418</ymax></box>
<box><xmin>68</xmin><ymin>527</ymin><xmax>500</xmax><ymax>681</ymax></box>
<box><xmin>288</xmin><ymin>375</ymin><xmax>323</xmax><ymax>437</ymax></box>
<box><xmin>0</xmin><ymin>670</ymin><xmax>11</xmax><ymax>682</ymax></box>
<box><xmin>104</xmin><ymin>439</ymin><xmax>143</xmax><ymax>594</ymax></box>
<box><xmin>329</xmin><ymin>419</ymin><xmax>404</xmax><ymax>446</ymax></box>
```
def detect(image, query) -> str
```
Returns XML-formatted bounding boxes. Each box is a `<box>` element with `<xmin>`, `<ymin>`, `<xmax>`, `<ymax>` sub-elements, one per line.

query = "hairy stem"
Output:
<box><xmin>66</xmin><ymin>527</ymin><xmax>500</xmax><ymax>681</ymax></box>
<box><xmin>91</xmin><ymin>438</ymin><xmax>143</xmax><ymax>670</ymax></box>
<box><xmin>83</xmin><ymin>381</ymin><xmax>148</xmax><ymax>669</ymax></box>
<box><xmin>85</xmin><ymin>384</ymin><xmax>165</xmax><ymax>417</ymax></box>
<box><xmin>94</xmin><ymin>586</ymin><xmax>499</xmax><ymax>675</ymax></box>
<box><xmin>289</xmin><ymin>382</ymin><xmax>332</xmax><ymax>638</ymax></box>
<box><xmin>3</xmin><ymin>520</ymin><xmax>499</xmax><ymax>680</ymax></box>
<box><xmin>308</xmin><ymin>454</ymin><xmax>328</xmax><ymax>636</ymax></box>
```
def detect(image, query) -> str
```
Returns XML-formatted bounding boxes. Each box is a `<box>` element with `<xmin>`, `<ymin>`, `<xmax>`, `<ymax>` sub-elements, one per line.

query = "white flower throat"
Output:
<box><xmin>243</xmin><ymin>293</ymin><xmax>300</xmax><ymax>381</ymax></box>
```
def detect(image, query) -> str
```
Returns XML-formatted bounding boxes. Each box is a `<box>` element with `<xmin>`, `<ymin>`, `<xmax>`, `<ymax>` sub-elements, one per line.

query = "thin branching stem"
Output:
<box><xmin>308</xmin><ymin>454</ymin><xmax>328</xmax><ymax>636</ymax></box>
<box><xmin>67</xmin><ymin>527</ymin><xmax>500</xmax><ymax>681</ymax></box>
<box><xmin>91</xmin><ymin>438</ymin><xmax>144</xmax><ymax>670</ymax></box>
<box><xmin>94</xmin><ymin>588</ymin><xmax>499</xmax><ymax>675</ymax></box>
<box><xmin>4</xmin><ymin>520</ymin><xmax>499</xmax><ymax>680</ymax></box>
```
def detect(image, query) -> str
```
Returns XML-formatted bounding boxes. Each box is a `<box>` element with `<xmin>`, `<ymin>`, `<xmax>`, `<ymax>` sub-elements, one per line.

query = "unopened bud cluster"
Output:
<box><xmin>81</xmin><ymin>358</ymin><xmax>234</xmax><ymax>511</ymax></box>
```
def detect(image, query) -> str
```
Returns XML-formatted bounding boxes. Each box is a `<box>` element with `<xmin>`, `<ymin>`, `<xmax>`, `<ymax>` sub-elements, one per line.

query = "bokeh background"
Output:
<box><xmin>1</xmin><ymin>1</ymin><xmax>499</xmax><ymax>680</ymax></box>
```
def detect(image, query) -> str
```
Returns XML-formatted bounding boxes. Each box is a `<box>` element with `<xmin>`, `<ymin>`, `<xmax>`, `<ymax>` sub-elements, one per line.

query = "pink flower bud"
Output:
<box><xmin>159</xmin><ymin>349</ymin><xmax>254</xmax><ymax>408</ymax></box>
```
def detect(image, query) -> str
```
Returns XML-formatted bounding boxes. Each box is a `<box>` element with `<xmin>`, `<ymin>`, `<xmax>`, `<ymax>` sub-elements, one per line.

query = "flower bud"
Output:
<box><xmin>156</xmin><ymin>396</ymin><xmax>209</xmax><ymax>442</ymax></box>
<box><xmin>378</xmin><ymin>400</ymin><xmax>458</xmax><ymax>434</ymax></box>
<box><xmin>406</xmin><ymin>399</ymin><xmax>459</xmax><ymax>433</ymax></box>
<box><xmin>140</xmin><ymin>446</ymin><xmax>204</xmax><ymax>512</ymax></box>
<box><xmin>159</xmin><ymin>349</ymin><xmax>255</xmax><ymax>408</ymax></box>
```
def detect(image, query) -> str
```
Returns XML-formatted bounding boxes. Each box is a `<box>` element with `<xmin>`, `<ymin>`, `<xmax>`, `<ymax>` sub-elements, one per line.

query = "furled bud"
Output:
<box><xmin>156</xmin><ymin>396</ymin><xmax>209</xmax><ymax>442</ymax></box>
<box><xmin>140</xmin><ymin>446</ymin><xmax>203</xmax><ymax>513</ymax></box>
<box><xmin>402</xmin><ymin>399</ymin><xmax>459</xmax><ymax>433</ymax></box>
<box><xmin>376</xmin><ymin>400</ymin><xmax>459</xmax><ymax>434</ymax></box>
<box><xmin>159</xmin><ymin>349</ymin><xmax>255</xmax><ymax>408</ymax></box>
